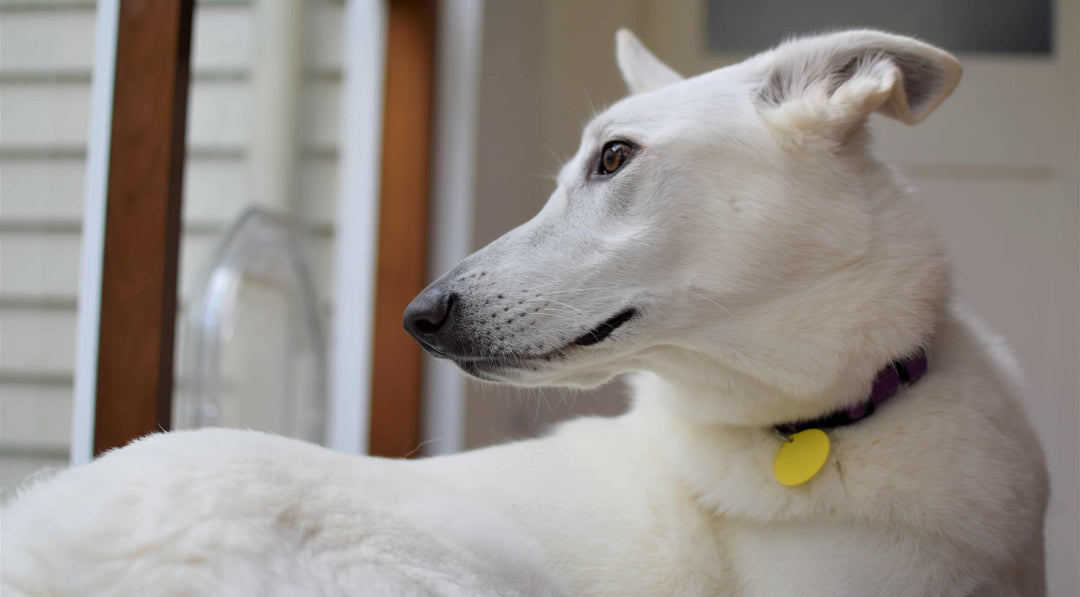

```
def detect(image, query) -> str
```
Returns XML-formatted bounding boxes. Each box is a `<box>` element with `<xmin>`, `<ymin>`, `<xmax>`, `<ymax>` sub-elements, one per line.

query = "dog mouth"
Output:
<box><xmin>569</xmin><ymin>308</ymin><xmax>637</xmax><ymax>346</ymax></box>
<box><xmin>448</xmin><ymin>308</ymin><xmax>638</xmax><ymax>378</ymax></box>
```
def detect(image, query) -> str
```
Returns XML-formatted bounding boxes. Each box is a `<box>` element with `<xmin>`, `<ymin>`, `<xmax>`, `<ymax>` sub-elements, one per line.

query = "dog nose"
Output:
<box><xmin>403</xmin><ymin>287</ymin><xmax>455</xmax><ymax>342</ymax></box>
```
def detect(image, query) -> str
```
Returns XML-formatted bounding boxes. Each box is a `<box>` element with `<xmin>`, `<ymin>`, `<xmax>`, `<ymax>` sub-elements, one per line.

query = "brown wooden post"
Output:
<box><xmin>93</xmin><ymin>0</ymin><xmax>194</xmax><ymax>455</ymax></box>
<box><xmin>368</xmin><ymin>0</ymin><xmax>437</xmax><ymax>457</ymax></box>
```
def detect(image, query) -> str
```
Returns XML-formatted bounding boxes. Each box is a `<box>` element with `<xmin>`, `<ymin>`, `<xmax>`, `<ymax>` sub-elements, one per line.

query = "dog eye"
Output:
<box><xmin>598</xmin><ymin>141</ymin><xmax>633</xmax><ymax>176</ymax></box>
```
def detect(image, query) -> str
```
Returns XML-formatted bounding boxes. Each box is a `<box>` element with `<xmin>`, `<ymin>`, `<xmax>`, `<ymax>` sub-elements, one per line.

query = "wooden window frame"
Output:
<box><xmin>368</xmin><ymin>0</ymin><xmax>436</xmax><ymax>457</ymax></box>
<box><xmin>93</xmin><ymin>0</ymin><xmax>194</xmax><ymax>456</ymax></box>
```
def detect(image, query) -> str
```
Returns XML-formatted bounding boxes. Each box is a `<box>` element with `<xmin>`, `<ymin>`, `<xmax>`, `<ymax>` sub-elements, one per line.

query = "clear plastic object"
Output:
<box><xmin>175</xmin><ymin>207</ymin><xmax>327</xmax><ymax>443</ymax></box>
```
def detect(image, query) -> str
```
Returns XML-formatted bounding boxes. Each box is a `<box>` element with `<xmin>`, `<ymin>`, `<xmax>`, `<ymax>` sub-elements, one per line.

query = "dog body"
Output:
<box><xmin>1</xmin><ymin>429</ymin><xmax>570</xmax><ymax>597</ymax></box>
<box><xmin>2</xmin><ymin>30</ymin><xmax>1048</xmax><ymax>596</ymax></box>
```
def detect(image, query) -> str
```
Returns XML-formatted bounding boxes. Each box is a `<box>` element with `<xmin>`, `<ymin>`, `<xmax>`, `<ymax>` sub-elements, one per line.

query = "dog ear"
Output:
<box><xmin>758</xmin><ymin>30</ymin><xmax>962</xmax><ymax>127</ymax></box>
<box><xmin>616</xmin><ymin>29</ymin><xmax>684</xmax><ymax>95</ymax></box>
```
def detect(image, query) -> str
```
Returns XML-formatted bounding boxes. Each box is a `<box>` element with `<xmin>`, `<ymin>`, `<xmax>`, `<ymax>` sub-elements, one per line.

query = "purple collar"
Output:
<box><xmin>774</xmin><ymin>348</ymin><xmax>928</xmax><ymax>437</ymax></box>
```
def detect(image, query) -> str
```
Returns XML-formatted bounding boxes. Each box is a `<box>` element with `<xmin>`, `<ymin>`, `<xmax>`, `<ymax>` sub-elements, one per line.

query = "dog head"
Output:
<box><xmin>405</xmin><ymin>30</ymin><xmax>958</xmax><ymax>422</ymax></box>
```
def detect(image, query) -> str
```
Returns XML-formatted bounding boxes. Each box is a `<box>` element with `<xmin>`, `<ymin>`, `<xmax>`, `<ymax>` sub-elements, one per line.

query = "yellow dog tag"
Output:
<box><xmin>774</xmin><ymin>429</ymin><xmax>830</xmax><ymax>486</ymax></box>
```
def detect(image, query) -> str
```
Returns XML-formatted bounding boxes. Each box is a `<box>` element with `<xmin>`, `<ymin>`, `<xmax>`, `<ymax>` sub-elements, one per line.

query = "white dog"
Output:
<box><xmin>3</xmin><ymin>30</ymin><xmax>1048</xmax><ymax>596</ymax></box>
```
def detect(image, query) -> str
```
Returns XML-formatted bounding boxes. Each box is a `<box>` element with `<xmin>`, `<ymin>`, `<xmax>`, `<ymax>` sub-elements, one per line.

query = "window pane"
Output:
<box><xmin>171</xmin><ymin>0</ymin><xmax>342</xmax><ymax>444</ymax></box>
<box><xmin>705</xmin><ymin>0</ymin><xmax>1052</xmax><ymax>54</ymax></box>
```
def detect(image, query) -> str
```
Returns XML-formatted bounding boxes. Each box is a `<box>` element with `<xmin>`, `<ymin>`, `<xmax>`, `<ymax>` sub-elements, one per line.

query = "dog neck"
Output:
<box><xmin>772</xmin><ymin>347</ymin><xmax>928</xmax><ymax>437</ymax></box>
<box><xmin>635</xmin><ymin>163</ymin><xmax>948</xmax><ymax>428</ymax></box>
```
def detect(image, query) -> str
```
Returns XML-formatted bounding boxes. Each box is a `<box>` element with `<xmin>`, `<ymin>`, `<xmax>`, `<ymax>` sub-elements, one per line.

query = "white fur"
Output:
<box><xmin>1</xmin><ymin>430</ymin><xmax>568</xmax><ymax>596</ymax></box>
<box><xmin>2</xmin><ymin>30</ymin><xmax>1047</xmax><ymax>596</ymax></box>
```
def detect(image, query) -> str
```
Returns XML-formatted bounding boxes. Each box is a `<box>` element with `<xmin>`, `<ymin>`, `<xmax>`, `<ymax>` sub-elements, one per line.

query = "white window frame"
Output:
<box><xmin>71</xmin><ymin>0</ymin><xmax>120</xmax><ymax>465</ymax></box>
<box><xmin>327</xmin><ymin>0</ymin><xmax>388</xmax><ymax>454</ymax></box>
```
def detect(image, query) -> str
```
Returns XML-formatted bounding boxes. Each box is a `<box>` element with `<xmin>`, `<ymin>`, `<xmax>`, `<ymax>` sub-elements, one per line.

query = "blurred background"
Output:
<box><xmin>0</xmin><ymin>0</ymin><xmax>1076</xmax><ymax>593</ymax></box>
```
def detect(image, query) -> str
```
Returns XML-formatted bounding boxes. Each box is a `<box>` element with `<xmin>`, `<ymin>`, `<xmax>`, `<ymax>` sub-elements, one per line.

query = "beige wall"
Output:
<box><xmin>465</xmin><ymin>0</ymin><xmax>644</xmax><ymax>446</ymax></box>
<box><xmin>468</xmin><ymin>1</ymin><xmax>1078</xmax><ymax>593</ymax></box>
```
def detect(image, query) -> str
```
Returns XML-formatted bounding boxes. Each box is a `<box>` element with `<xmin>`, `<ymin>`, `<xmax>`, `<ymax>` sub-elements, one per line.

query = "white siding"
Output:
<box><xmin>1</xmin><ymin>158</ymin><xmax>86</xmax><ymax>219</ymax></box>
<box><xmin>0</xmin><ymin>0</ymin><xmax>345</xmax><ymax>496</ymax></box>
<box><xmin>0</xmin><ymin>0</ymin><xmax>98</xmax><ymax>494</ymax></box>
<box><xmin>0</xmin><ymin>8</ymin><xmax>97</xmax><ymax>73</ymax></box>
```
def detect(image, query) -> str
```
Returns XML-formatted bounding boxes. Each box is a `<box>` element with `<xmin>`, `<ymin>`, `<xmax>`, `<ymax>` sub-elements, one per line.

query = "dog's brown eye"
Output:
<box><xmin>598</xmin><ymin>141</ymin><xmax>632</xmax><ymax>175</ymax></box>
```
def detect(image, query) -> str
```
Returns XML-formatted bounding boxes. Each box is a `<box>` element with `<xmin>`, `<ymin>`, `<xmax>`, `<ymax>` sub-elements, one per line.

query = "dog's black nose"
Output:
<box><xmin>403</xmin><ymin>287</ymin><xmax>455</xmax><ymax>342</ymax></box>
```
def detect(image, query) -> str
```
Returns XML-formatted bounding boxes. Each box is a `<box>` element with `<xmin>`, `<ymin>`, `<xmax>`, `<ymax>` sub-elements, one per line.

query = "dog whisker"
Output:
<box><xmin>688</xmin><ymin>290</ymin><xmax>731</xmax><ymax>315</ymax></box>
